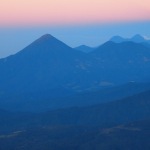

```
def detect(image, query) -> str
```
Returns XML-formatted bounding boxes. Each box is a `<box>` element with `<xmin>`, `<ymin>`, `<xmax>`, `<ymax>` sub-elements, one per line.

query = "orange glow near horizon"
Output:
<box><xmin>0</xmin><ymin>0</ymin><xmax>150</xmax><ymax>27</ymax></box>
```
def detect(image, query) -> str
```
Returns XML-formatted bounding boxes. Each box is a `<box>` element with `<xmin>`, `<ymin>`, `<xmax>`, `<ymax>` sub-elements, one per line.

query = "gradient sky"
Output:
<box><xmin>1</xmin><ymin>0</ymin><xmax>150</xmax><ymax>26</ymax></box>
<box><xmin>0</xmin><ymin>0</ymin><xmax>150</xmax><ymax>58</ymax></box>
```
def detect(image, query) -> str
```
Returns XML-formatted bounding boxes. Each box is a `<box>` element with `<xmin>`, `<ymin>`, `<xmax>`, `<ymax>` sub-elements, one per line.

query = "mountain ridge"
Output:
<box><xmin>0</xmin><ymin>34</ymin><xmax>150</xmax><ymax>112</ymax></box>
<box><xmin>110</xmin><ymin>34</ymin><xmax>150</xmax><ymax>44</ymax></box>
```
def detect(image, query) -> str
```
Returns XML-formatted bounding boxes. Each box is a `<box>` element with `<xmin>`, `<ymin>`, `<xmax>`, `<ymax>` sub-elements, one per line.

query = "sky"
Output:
<box><xmin>0</xmin><ymin>0</ymin><xmax>150</xmax><ymax>58</ymax></box>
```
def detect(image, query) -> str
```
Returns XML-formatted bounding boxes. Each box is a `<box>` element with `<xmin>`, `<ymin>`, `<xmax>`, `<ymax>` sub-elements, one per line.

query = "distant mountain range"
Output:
<box><xmin>110</xmin><ymin>34</ymin><xmax>150</xmax><ymax>45</ymax></box>
<box><xmin>75</xmin><ymin>34</ymin><xmax>150</xmax><ymax>53</ymax></box>
<box><xmin>0</xmin><ymin>34</ymin><xmax>150</xmax><ymax>111</ymax></box>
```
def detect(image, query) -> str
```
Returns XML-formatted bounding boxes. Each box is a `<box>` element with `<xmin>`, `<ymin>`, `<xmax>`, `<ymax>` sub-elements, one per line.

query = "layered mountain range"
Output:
<box><xmin>0</xmin><ymin>34</ymin><xmax>150</xmax><ymax>150</ymax></box>
<box><xmin>110</xmin><ymin>34</ymin><xmax>150</xmax><ymax>44</ymax></box>
<box><xmin>0</xmin><ymin>34</ymin><xmax>150</xmax><ymax>111</ymax></box>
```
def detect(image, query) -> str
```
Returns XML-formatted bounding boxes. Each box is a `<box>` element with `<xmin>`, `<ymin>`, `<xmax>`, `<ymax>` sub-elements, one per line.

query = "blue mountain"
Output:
<box><xmin>90</xmin><ymin>41</ymin><xmax>150</xmax><ymax>85</ymax></box>
<box><xmin>0</xmin><ymin>34</ymin><xmax>150</xmax><ymax>112</ymax></box>
<box><xmin>131</xmin><ymin>34</ymin><xmax>146</xmax><ymax>43</ymax></box>
<box><xmin>1</xmin><ymin>34</ymin><xmax>149</xmax><ymax>94</ymax></box>
<box><xmin>109</xmin><ymin>35</ymin><xmax>125</xmax><ymax>43</ymax></box>
<box><xmin>75</xmin><ymin>45</ymin><xmax>95</xmax><ymax>53</ymax></box>
<box><xmin>0</xmin><ymin>34</ymin><xmax>91</xmax><ymax>93</ymax></box>
<box><xmin>110</xmin><ymin>34</ymin><xmax>150</xmax><ymax>44</ymax></box>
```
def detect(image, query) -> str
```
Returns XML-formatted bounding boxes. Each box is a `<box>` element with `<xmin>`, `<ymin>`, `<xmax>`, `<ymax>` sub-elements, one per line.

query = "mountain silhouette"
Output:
<box><xmin>131</xmin><ymin>34</ymin><xmax>146</xmax><ymax>43</ymax></box>
<box><xmin>0</xmin><ymin>34</ymin><xmax>150</xmax><ymax>112</ymax></box>
<box><xmin>0</xmin><ymin>34</ymin><xmax>91</xmax><ymax>94</ymax></box>
<box><xmin>90</xmin><ymin>41</ymin><xmax>150</xmax><ymax>84</ymax></box>
<box><xmin>75</xmin><ymin>45</ymin><xmax>95</xmax><ymax>53</ymax></box>
<box><xmin>1</xmin><ymin>35</ymin><xmax>149</xmax><ymax>94</ymax></box>
<box><xmin>109</xmin><ymin>35</ymin><xmax>125</xmax><ymax>43</ymax></box>
<box><xmin>0</xmin><ymin>34</ymin><xmax>150</xmax><ymax>150</ymax></box>
<box><xmin>110</xmin><ymin>34</ymin><xmax>150</xmax><ymax>44</ymax></box>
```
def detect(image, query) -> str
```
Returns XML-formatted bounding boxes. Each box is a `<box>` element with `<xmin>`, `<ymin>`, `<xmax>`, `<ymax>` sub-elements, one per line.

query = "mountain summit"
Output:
<box><xmin>16</xmin><ymin>34</ymin><xmax>73</xmax><ymax>57</ymax></box>
<box><xmin>131</xmin><ymin>34</ymin><xmax>146</xmax><ymax>43</ymax></box>
<box><xmin>39</xmin><ymin>34</ymin><xmax>55</xmax><ymax>39</ymax></box>
<box><xmin>109</xmin><ymin>35</ymin><xmax>125</xmax><ymax>43</ymax></box>
<box><xmin>33</xmin><ymin>34</ymin><xmax>66</xmax><ymax>45</ymax></box>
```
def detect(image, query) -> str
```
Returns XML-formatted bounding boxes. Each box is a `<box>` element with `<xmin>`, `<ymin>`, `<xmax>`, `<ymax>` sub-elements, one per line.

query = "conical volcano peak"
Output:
<box><xmin>40</xmin><ymin>34</ymin><xmax>55</xmax><ymax>39</ymax></box>
<box><xmin>37</xmin><ymin>34</ymin><xmax>58</xmax><ymax>42</ymax></box>
<box><xmin>16</xmin><ymin>33</ymin><xmax>73</xmax><ymax>56</ymax></box>
<box><xmin>32</xmin><ymin>33</ymin><xmax>65</xmax><ymax>46</ymax></box>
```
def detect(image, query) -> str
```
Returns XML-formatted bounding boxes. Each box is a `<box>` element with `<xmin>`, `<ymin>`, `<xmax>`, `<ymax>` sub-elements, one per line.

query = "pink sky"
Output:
<box><xmin>0</xmin><ymin>0</ymin><xmax>150</xmax><ymax>26</ymax></box>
